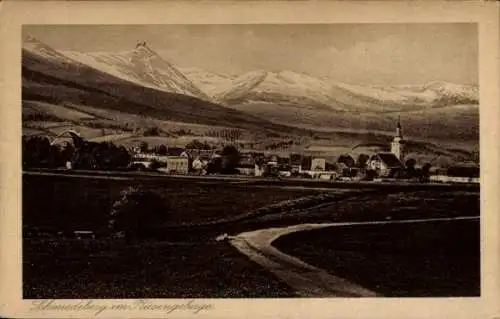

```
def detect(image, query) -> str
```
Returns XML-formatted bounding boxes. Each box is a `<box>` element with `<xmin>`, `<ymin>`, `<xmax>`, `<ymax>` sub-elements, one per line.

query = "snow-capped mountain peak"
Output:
<box><xmin>131</xmin><ymin>41</ymin><xmax>160</xmax><ymax>61</ymax></box>
<box><xmin>127</xmin><ymin>43</ymin><xmax>210</xmax><ymax>100</ymax></box>
<box><xmin>178</xmin><ymin>67</ymin><xmax>235</xmax><ymax>98</ymax></box>
<box><xmin>58</xmin><ymin>41</ymin><xmax>210</xmax><ymax>101</ymax></box>
<box><xmin>22</xmin><ymin>35</ymin><xmax>479</xmax><ymax>113</ymax></box>
<box><xmin>214</xmin><ymin>69</ymin><xmax>352</xmax><ymax>111</ymax></box>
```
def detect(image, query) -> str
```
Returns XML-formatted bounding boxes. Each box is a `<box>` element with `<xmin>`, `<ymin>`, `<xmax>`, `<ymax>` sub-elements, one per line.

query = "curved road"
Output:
<box><xmin>225</xmin><ymin>216</ymin><xmax>479</xmax><ymax>298</ymax></box>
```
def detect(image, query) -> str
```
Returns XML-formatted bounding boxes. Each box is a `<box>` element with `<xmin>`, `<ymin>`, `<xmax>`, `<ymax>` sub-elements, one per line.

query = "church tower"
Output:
<box><xmin>391</xmin><ymin>116</ymin><xmax>404</xmax><ymax>160</ymax></box>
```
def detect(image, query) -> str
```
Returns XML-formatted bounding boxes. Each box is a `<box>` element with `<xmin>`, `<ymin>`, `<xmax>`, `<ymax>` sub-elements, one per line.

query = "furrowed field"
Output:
<box><xmin>22</xmin><ymin>173</ymin><xmax>480</xmax><ymax>298</ymax></box>
<box><xmin>273</xmin><ymin>190</ymin><xmax>480</xmax><ymax>297</ymax></box>
<box><xmin>23</xmin><ymin>173</ymin><xmax>329</xmax><ymax>298</ymax></box>
<box><xmin>22</xmin><ymin>174</ymin><xmax>326</xmax><ymax>232</ymax></box>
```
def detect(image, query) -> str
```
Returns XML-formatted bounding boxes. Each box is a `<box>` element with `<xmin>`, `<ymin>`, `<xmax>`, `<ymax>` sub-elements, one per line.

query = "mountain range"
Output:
<box><xmin>22</xmin><ymin>36</ymin><xmax>479</xmax><ymax>146</ymax></box>
<box><xmin>62</xmin><ymin>43</ymin><xmax>479</xmax><ymax>112</ymax></box>
<box><xmin>22</xmin><ymin>36</ymin><xmax>296</xmax><ymax>135</ymax></box>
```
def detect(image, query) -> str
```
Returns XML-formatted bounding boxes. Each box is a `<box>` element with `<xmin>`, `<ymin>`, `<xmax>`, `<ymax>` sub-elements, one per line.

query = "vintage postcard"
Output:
<box><xmin>0</xmin><ymin>1</ymin><xmax>499</xmax><ymax>319</ymax></box>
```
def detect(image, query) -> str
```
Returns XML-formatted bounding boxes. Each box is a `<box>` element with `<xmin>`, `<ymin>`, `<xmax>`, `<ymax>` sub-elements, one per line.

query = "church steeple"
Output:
<box><xmin>391</xmin><ymin>116</ymin><xmax>404</xmax><ymax>160</ymax></box>
<box><xmin>396</xmin><ymin>115</ymin><xmax>402</xmax><ymax>138</ymax></box>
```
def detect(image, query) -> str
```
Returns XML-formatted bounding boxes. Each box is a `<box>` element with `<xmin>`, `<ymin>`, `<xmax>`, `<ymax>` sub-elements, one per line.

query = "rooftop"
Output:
<box><xmin>375</xmin><ymin>153</ymin><xmax>405</xmax><ymax>168</ymax></box>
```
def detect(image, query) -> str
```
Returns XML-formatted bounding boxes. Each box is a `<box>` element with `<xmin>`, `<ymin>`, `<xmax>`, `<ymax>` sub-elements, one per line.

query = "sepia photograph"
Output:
<box><xmin>20</xmin><ymin>22</ymin><xmax>481</xmax><ymax>299</ymax></box>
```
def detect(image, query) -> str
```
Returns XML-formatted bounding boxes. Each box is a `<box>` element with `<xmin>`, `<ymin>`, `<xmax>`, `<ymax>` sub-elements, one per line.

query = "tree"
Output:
<box><xmin>117</xmin><ymin>146</ymin><xmax>132</xmax><ymax>169</ymax></box>
<box><xmin>109</xmin><ymin>186</ymin><xmax>170</xmax><ymax>242</ymax></box>
<box><xmin>220</xmin><ymin>145</ymin><xmax>240</xmax><ymax>174</ymax></box>
<box><xmin>186</xmin><ymin>139</ymin><xmax>204</xmax><ymax>150</ymax></box>
<box><xmin>337</xmin><ymin>154</ymin><xmax>355</xmax><ymax>168</ymax></box>
<box><xmin>356</xmin><ymin>154</ymin><xmax>370</xmax><ymax>168</ymax></box>
<box><xmin>422</xmin><ymin>163</ymin><xmax>431</xmax><ymax>173</ymax></box>
<box><xmin>422</xmin><ymin>163</ymin><xmax>432</xmax><ymax>179</ymax></box>
<box><xmin>290</xmin><ymin>153</ymin><xmax>301</xmax><ymax>164</ymax></box>
<box><xmin>22</xmin><ymin>136</ymin><xmax>57</xmax><ymax>168</ymax></box>
<box><xmin>58</xmin><ymin>142</ymin><xmax>75</xmax><ymax>167</ymax></box>
<box><xmin>71</xmin><ymin>142</ymin><xmax>97</xmax><ymax>169</ymax></box>
<box><xmin>207</xmin><ymin>157</ymin><xmax>222</xmax><ymax>174</ymax></box>
<box><xmin>365</xmin><ymin>169</ymin><xmax>378</xmax><ymax>180</ymax></box>
<box><xmin>405</xmin><ymin>158</ymin><xmax>417</xmax><ymax>178</ymax></box>
<box><xmin>405</xmin><ymin>158</ymin><xmax>417</xmax><ymax>170</ymax></box>
<box><xmin>139</xmin><ymin>141</ymin><xmax>149</xmax><ymax>153</ymax></box>
<box><xmin>157</xmin><ymin>144</ymin><xmax>168</xmax><ymax>155</ymax></box>
<box><xmin>301</xmin><ymin>156</ymin><xmax>312</xmax><ymax>170</ymax></box>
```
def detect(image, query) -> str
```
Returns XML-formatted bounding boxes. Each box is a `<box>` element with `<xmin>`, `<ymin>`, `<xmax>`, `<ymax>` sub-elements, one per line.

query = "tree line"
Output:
<box><xmin>23</xmin><ymin>135</ymin><xmax>131</xmax><ymax>170</ymax></box>
<box><xmin>205</xmin><ymin>129</ymin><xmax>243</xmax><ymax>141</ymax></box>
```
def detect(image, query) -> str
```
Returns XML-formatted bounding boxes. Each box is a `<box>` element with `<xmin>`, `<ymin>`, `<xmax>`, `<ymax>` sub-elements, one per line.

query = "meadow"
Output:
<box><xmin>24</xmin><ymin>173</ymin><xmax>334</xmax><ymax>298</ymax></box>
<box><xmin>23</xmin><ymin>173</ymin><xmax>333</xmax><ymax>233</ymax></box>
<box><xmin>273</xmin><ymin>190</ymin><xmax>480</xmax><ymax>297</ymax></box>
<box><xmin>23</xmin><ymin>173</ymin><xmax>480</xmax><ymax>298</ymax></box>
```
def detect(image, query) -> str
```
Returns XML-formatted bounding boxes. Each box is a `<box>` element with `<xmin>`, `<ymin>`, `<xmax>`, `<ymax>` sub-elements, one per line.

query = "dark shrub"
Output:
<box><xmin>109</xmin><ymin>186</ymin><xmax>170</xmax><ymax>241</ymax></box>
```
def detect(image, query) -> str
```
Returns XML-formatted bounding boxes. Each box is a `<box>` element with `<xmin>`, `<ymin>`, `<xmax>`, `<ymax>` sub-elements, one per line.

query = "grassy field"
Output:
<box><xmin>23</xmin><ymin>173</ymin><xmax>480</xmax><ymax>298</ymax></box>
<box><xmin>273</xmin><ymin>190</ymin><xmax>480</xmax><ymax>297</ymax></box>
<box><xmin>23</xmin><ymin>238</ymin><xmax>297</xmax><ymax>299</ymax></box>
<box><xmin>23</xmin><ymin>173</ymin><xmax>329</xmax><ymax>298</ymax></box>
<box><xmin>23</xmin><ymin>173</ymin><xmax>326</xmax><ymax>233</ymax></box>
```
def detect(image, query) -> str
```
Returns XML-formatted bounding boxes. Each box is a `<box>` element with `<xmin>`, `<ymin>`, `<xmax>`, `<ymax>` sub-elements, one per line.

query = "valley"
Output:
<box><xmin>22</xmin><ymin>35</ymin><xmax>479</xmax><ymax>165</ymax></box>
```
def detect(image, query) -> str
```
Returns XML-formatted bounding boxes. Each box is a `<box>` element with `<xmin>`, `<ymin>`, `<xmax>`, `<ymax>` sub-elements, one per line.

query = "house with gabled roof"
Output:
<box><xmin>164</xmin><ymin>147</ymin><xmax>189</xmax><ymax>174</ymax></box>
<box><xmin>367</xmin><ymin>152</ymin><xmax>405</xmax><ymax>178</ymax></box>
<box><xmin>236</xmin><ymin>154</ymin><xmax>256</xmax><ymax>176</ymax></box>
<box><xmin>166</xmin><ymin>147</ymin><xmax>188</xmax><ymax>157</ymax></box>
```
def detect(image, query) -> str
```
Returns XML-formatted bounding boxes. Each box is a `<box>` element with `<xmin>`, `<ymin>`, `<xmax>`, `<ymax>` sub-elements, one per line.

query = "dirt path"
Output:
<box><xmin>226</xmin><ymin>216</ymin><xmax>478</xmax><ymax>297</ymax></box>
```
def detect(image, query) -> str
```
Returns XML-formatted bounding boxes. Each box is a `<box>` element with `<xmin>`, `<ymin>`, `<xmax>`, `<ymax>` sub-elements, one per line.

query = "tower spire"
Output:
<box><xmin>396</xmin><ymin>116</ymin><xmax>402</xmax><ymax>138</ymax></box>
<box><xmin>391</xmin><ymin>116</ymin><xmax>404</xmax><ymax>160</ymax></box>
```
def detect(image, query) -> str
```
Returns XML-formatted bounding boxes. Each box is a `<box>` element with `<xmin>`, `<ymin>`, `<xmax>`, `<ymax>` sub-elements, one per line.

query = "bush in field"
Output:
<box><xmin>109</xmin><ymin>186</ymin><xmax>170</xmax><ymax>241</ymax></box>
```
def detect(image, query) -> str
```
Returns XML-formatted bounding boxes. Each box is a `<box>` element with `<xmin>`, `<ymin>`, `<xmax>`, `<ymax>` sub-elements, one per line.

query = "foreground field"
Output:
<box><xmin>23</xmin><ymin>173</ymin><xmax>331</xmax><ymax>298</ymax></box>
<box><xmin>273</xmin><ymin>190</ymin><xmax>480</xmax><ymax>297</ymax></box>
<box><xmin>24</xmin><ymin>238</ymin><xmax>297</xmax><ymax>298</ymax></box>
<box><xmin>23</xmin><ymin>173</ymin><xmax>480</xmax><ymax>298</ymax></box>
<box><xmin>23</xmin><ymin>173</ymin><xmax>326</xmax><ymax>232</ymax></box>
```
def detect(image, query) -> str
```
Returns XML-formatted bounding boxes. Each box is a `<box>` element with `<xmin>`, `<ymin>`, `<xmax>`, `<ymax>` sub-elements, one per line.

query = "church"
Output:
<box><xmin>366</xmin><ymin>117</ymin><xmax>406</xmax><ymax>178</ymax></box>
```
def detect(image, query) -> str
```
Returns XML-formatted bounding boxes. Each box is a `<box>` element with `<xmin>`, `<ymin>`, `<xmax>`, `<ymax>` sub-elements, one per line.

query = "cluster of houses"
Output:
<box><xmin>129</xmin><ymin>119</ymin><xmax>479</xmax><ymax>184</ymax></box>
<box><xmin>130</xmin><ymin>147</ymin><xmax>211</xmax><ymax>175</ymax></box>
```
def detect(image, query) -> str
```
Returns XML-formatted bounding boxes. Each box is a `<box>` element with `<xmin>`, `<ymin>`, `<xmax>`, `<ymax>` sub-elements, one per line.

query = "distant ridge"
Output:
<box><xmin>21</xmin><ymin>36</ymin><xmax>300</xmax><ymax>134</ymax></box>
<box><xmin>53</xmin><ymin>39</ymin><xmax>478</xmax><ymax>113</ymax></box>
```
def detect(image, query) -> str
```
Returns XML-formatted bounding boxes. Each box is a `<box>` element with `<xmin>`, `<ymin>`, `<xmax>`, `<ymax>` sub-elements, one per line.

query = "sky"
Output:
<box><xmin>24</xmin><ymin>23</ymin><xmax>478</xmax><ymax>86</ymax></box>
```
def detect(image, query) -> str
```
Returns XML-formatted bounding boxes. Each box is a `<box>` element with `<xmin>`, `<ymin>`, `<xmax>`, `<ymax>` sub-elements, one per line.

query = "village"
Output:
<box><xmin>127</xmin><ymin>119</ymin><xmax>480</xmax><ymax>184</ymax></box>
